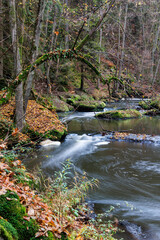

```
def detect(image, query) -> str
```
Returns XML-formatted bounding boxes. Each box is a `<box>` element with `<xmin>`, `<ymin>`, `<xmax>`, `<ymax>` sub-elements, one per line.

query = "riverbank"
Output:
<box><xmin>0</xmin><ymin>150</ymin><xmax>118</xmax><ymax>240</ymax></box>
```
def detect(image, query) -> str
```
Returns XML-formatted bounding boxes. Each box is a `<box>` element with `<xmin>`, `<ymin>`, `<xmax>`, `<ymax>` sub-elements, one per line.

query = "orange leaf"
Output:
<box><xmin>35</xmin><ymin>232</ymin><xmax>45</xmax><ymax>238</ymax></box>
<box><xmin>23</xmin><ymin>216</ymin><xmax>31</xmax><ymax>221</ymax></box>
<box><xmin>12</xmin><ymin>128</ymin><xmax>19</xmax><ymax>136</ymax></box>
<box><xmin>54</xmin><ymin>31</ymin><xmax>59</xmax><ymax>36</ymax></box>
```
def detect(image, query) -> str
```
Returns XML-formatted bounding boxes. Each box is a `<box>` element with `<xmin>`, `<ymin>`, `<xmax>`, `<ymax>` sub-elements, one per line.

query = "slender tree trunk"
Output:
<box><xmin>116</xmin><ymin>5</ymin><xmax>121</xmax><ymax>77</ymax></box>
<box><xmin>153</xmin><ymin>58</ymin><xmax>160</xmax><ymax>84</ymax></box>
<box><xmin>46</xmin><ymin>4</ymin><xmax>58</xmax><ymax>93</ymax></box>
<box><xmin>97</xmin><ymin>27</ymin><xmax>102</xmax><ymax>89</ymax></box>
<box><xmin>0</xmin><ymin>0</ymin><xmax>3</xmax><ymax>78</ymax></box>
<box><xmin>151</xmin><ymin>25</ymin><xmax>160</xmax><ymax>84</ymax></box>
<box><xmin>118</xmin><ymin>3</ymin><xmax>128</xmax><ymax>80</ymax></box>
<box><xmin>24</xmin><ymin>0</ymin><xmax>45</xmax><ymax>113</ymax></box>
<box><xmin>138</xmin><ymin>11</ymin><xmax>145</xmax><ymax>83</ymax></box>
<box><xmin>65</xmin><ymin>0</ymin><xmax>69</xmax><ymax>49</ymax></box>
<box><xmin>9</xmin><ymin>0</ymin><xmax>23</xmax><ymax>130</ymax></box>
<box><xmin>44</xmin><ymin>0</ymin><xmax>49</xmax><ymax>37</ymax></box>
<box><xmin>80</xmin><ymin>64</ymin><xmax>84</xmax><ymax>91</ymax></box>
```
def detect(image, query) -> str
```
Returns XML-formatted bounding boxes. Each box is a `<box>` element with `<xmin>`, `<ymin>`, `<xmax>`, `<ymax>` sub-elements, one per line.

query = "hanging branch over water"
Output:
<box><xmin>0</xmin><ymin>49</ymin><xmax>104</xmax><ymax>103</ymax></box>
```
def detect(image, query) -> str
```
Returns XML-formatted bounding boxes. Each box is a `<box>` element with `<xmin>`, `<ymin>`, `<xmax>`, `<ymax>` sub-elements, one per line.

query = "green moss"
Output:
<box><xmin>0</xmin><ymin>191</ymin><xmax>39</xmax><ymax>240</ymax></box>
<box><xmin>77</xmin><ymin>103</ymin><xmax>96</xmax><ymax>111</ymax></box>
<box><xmin>139</xmin><ymin>97</ymin><xmax>160</xmax><ymax>111</ymax></box>
<box><xmin>44</xmin><ymin>129</ymin><xmax>67</xmax><ymax>141</ymax></box>
<box><xmin>145</xmin><ymin>109</ymin><xmax>160</xmax><ymax>116</ymax></box>
<box><xmin>98</xmin><ymin>101</ymin><xmax>106</xmax><ymax>109</ymax></box>
<box><xmin>31</xmin><ymin>231</ymin><xmax>54</xmax><ymax>240</ymax></box>
<box><xmin>66</xmin><ymin>98</ymin><xmax>76</xmax><ymax>106</ymax></box>
<box><xmin>150</xmin><ymin>99</ymin><xmax>160</xmax><ymax>109</ymax></box>
<box><xmin>96</xmin><ymin>109</ymin><xmax>142</xmax><ymax>119</ymax></box>
<box><xmin>71</xmin><ymin>95</ymin><xmax>81</xmax><ymax>101</ymax></box>
<box><xmin>0</xmin><ymin>224</ymin><xmax>13</xmax><ymax>240</ymax></box>
<box><xmin>139</xmin><ymin>101</ymin><xmax>151</xmax><ymax>110</ymax></box>
<box><xmin>0</xmin><ymin>219</ymin><xmax>18</xmax><ymax>240</ymax></box>
<box><xmin>76</xmin><ymin>100</ymin><xmax>106</xmax><ymax>112</ymax></box>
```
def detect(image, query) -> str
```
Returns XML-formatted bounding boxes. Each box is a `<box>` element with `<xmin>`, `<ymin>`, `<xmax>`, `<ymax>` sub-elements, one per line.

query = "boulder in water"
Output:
<box><xmin>40</xmin><ymin>139</ymin><xmax>61</xmax><ymax>148</ymax></box>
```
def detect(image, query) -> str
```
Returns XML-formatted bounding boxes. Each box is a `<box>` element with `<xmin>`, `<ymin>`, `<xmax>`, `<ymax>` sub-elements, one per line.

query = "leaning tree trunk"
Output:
<box><xmin>9</xmin><ymin>0</ymin><xmax>24</xmax><ymax>131</ymax></box>
<box><xmin>76</xmin><ymin>0</ymin><xmax>116</xmax><ymax>51</ymax></box>
<box><xmin>24</xmin><ymin>0</ymin><xmax>45</xmax><ymax>113</ymax></box>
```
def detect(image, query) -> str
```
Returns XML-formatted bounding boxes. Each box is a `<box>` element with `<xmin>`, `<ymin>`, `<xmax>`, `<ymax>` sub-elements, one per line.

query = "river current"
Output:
<box><xmin>24</xmin><ymin>99</ymin><xmax>160</xmax><ymax>240</ymax></box>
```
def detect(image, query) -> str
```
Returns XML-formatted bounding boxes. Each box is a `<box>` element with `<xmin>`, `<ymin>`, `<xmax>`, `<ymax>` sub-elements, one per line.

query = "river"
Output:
<box><xmin>24</xmin><ymin>99</ymin><xmax>160</xmax><ymax>240</ymax></box>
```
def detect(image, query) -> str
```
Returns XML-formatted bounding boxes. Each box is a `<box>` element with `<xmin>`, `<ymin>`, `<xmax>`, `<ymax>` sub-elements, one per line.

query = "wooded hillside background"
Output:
<box><xmin>1</xmin><ymin>0</ymin><xmax>160</xmax><ymax>130</ymax></box>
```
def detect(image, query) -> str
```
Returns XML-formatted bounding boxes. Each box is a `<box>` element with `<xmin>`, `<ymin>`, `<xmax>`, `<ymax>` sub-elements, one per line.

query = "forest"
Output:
<box><xmin>0</xmin><ymin>0</ymin><xmax>160</xmax><ymax>239</ymax></box>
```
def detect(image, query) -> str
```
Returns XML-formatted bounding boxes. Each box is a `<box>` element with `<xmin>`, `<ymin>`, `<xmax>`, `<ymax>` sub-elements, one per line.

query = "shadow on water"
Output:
<box><xmin>23</xmin><ymin>100</ymin><xmax>160</xmax><ymax>240</ymax></box>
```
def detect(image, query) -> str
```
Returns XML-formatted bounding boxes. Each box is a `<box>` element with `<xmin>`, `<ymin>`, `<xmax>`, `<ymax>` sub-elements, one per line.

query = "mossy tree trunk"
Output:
<box><xmin>10</xmin><ymin>50</ymin><xmax>104</xmax><ymax>91</ymax></box>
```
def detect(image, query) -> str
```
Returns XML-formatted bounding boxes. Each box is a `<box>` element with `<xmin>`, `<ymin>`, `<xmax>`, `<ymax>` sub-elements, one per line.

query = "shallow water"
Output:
<box><xmin>24</xmin><ymin>99</ymin><xmax>160</xmax><ymax>239</ymax></box>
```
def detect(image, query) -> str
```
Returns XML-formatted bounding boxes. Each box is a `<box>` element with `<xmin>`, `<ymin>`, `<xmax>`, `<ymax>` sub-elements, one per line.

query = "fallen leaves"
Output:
<box><xmin>0</xmin><ymin>160</ymin><xmax>70</xmax><ymax>238</ymax></box>
<box><xmin>0</xmin><ymin>98</ymin><xmax>67</xmax><ymax>143</ymax></box>
<box><xmin>25</xmin><ymin>100</ymin><xmax>67</xmax><ymax>135</ymax></box>
<box><xmin>11</xmin><ymin>128</ymin><xmax>19</xmax><ymax>136</ymax></box>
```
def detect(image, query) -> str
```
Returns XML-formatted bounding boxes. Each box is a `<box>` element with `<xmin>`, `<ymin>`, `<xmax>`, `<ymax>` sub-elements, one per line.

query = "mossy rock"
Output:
<box><xmin>73</xmin><ymin>101</ymin><xmax>106</xmax><ymax>112</ymax></box>
<box><xmin>66</xmin><ymin>98</ymin><xmax>76</xmax><ymax>106</ymax></box>
<box><xmin>139</xmin><ymin>97</ymin><xmax>160</xmax><ymax>111</ymax></box>
<box><xmin>71</xmin><ymin>95</ymin><xmax>81</xmax><ymax>101</ymax></box>
<box><xmin>26</xmin><ymin>126</ymin><xmax>67</xmax><ymax>141</ymax></box>
<box><xmin>139</xmin><ymin>101</ymin><xmax>151</xmax><ymax>110</ymax></box>
<box><xmin>96</xmin><ymin>109</ymin><xmax>142</xmax><ymax>119</ymax></box>
<box><xmin>0</xmin><ymin>191</ymin><xmax>39</xmax><ymax>240</ymax></box>
<box><xmin>0</xmin><ymin>219</ymin><xmax>18</xmax><ymax>240</ymax></box>
<box><xmin>0</xmin><ymin>224</ymin><xmax>13</xmax><ymax>240</ymax></box>
<box><xmin>145</xmin><ymin>109</ymin><xmax>160</xmax><ymax>116</ymax></box>
<box><xmin>52</xmin><ymin>97</ymin><xmax>73</xmax><ymax>112</ymax></box>
<box><xmin>77</xmin><ymin>103</ymin><xmax>96</xmax><ymax>111</ymax></box>
<box><xmin>80</xmin><ymin>94</ymin><xmax>94</xmax><ymax>101</ymax></box>
<box><xmin>150</xmin><ymin>98</ymin><xmax>160</xmax><ymax>110</ymax></box>
<box><xmin>43</xmin><ymin>129</ymin><xmax>67</xmax><ymax>141</ymax></box>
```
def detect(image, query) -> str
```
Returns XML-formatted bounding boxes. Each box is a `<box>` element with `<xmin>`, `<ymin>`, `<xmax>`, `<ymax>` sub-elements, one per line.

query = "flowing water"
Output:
<box><xmin>24</xmin><ymin>99</ymin><xmax>160</xmax><ymax>240</ymax></box>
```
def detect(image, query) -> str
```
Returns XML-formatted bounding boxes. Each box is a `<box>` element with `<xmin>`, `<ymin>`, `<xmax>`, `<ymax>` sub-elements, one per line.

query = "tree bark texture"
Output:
<box><xmin>118</xmin><ymin>3</ymin><xmax>128</xmax><ymax>80</ymax></box>
<box><xmin>24</xmin><ymin>0</ymin><xmax>45</xmax><ymax>112</ymax></box>
<box><xmin>9</xmin><ymin>0</ymin><xmax>24</xmax><ymax>131</ymax></box>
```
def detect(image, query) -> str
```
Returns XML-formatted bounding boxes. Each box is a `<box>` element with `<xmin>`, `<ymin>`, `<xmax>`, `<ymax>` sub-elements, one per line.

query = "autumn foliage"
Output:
<box><xmin>0</xmin><ymin>153</ymin><xmax>118</xmax><ymax>239</ymax></box>
<box><xmin>0</xmin><ymin>95</ymin><xmax>67</xmax><ymax>145</ymax></box>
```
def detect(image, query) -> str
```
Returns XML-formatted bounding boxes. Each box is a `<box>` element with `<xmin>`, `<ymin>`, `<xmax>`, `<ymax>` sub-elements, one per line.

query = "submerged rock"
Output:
<box><xmin>119</xmin><ymin>220</ymin><xmax>147</xmax><ymax>240</ymax></box>
<box><xmin>105</xmin><ymin>132</ymin><xmax>160</xmax><ymax>144</ymax></box>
